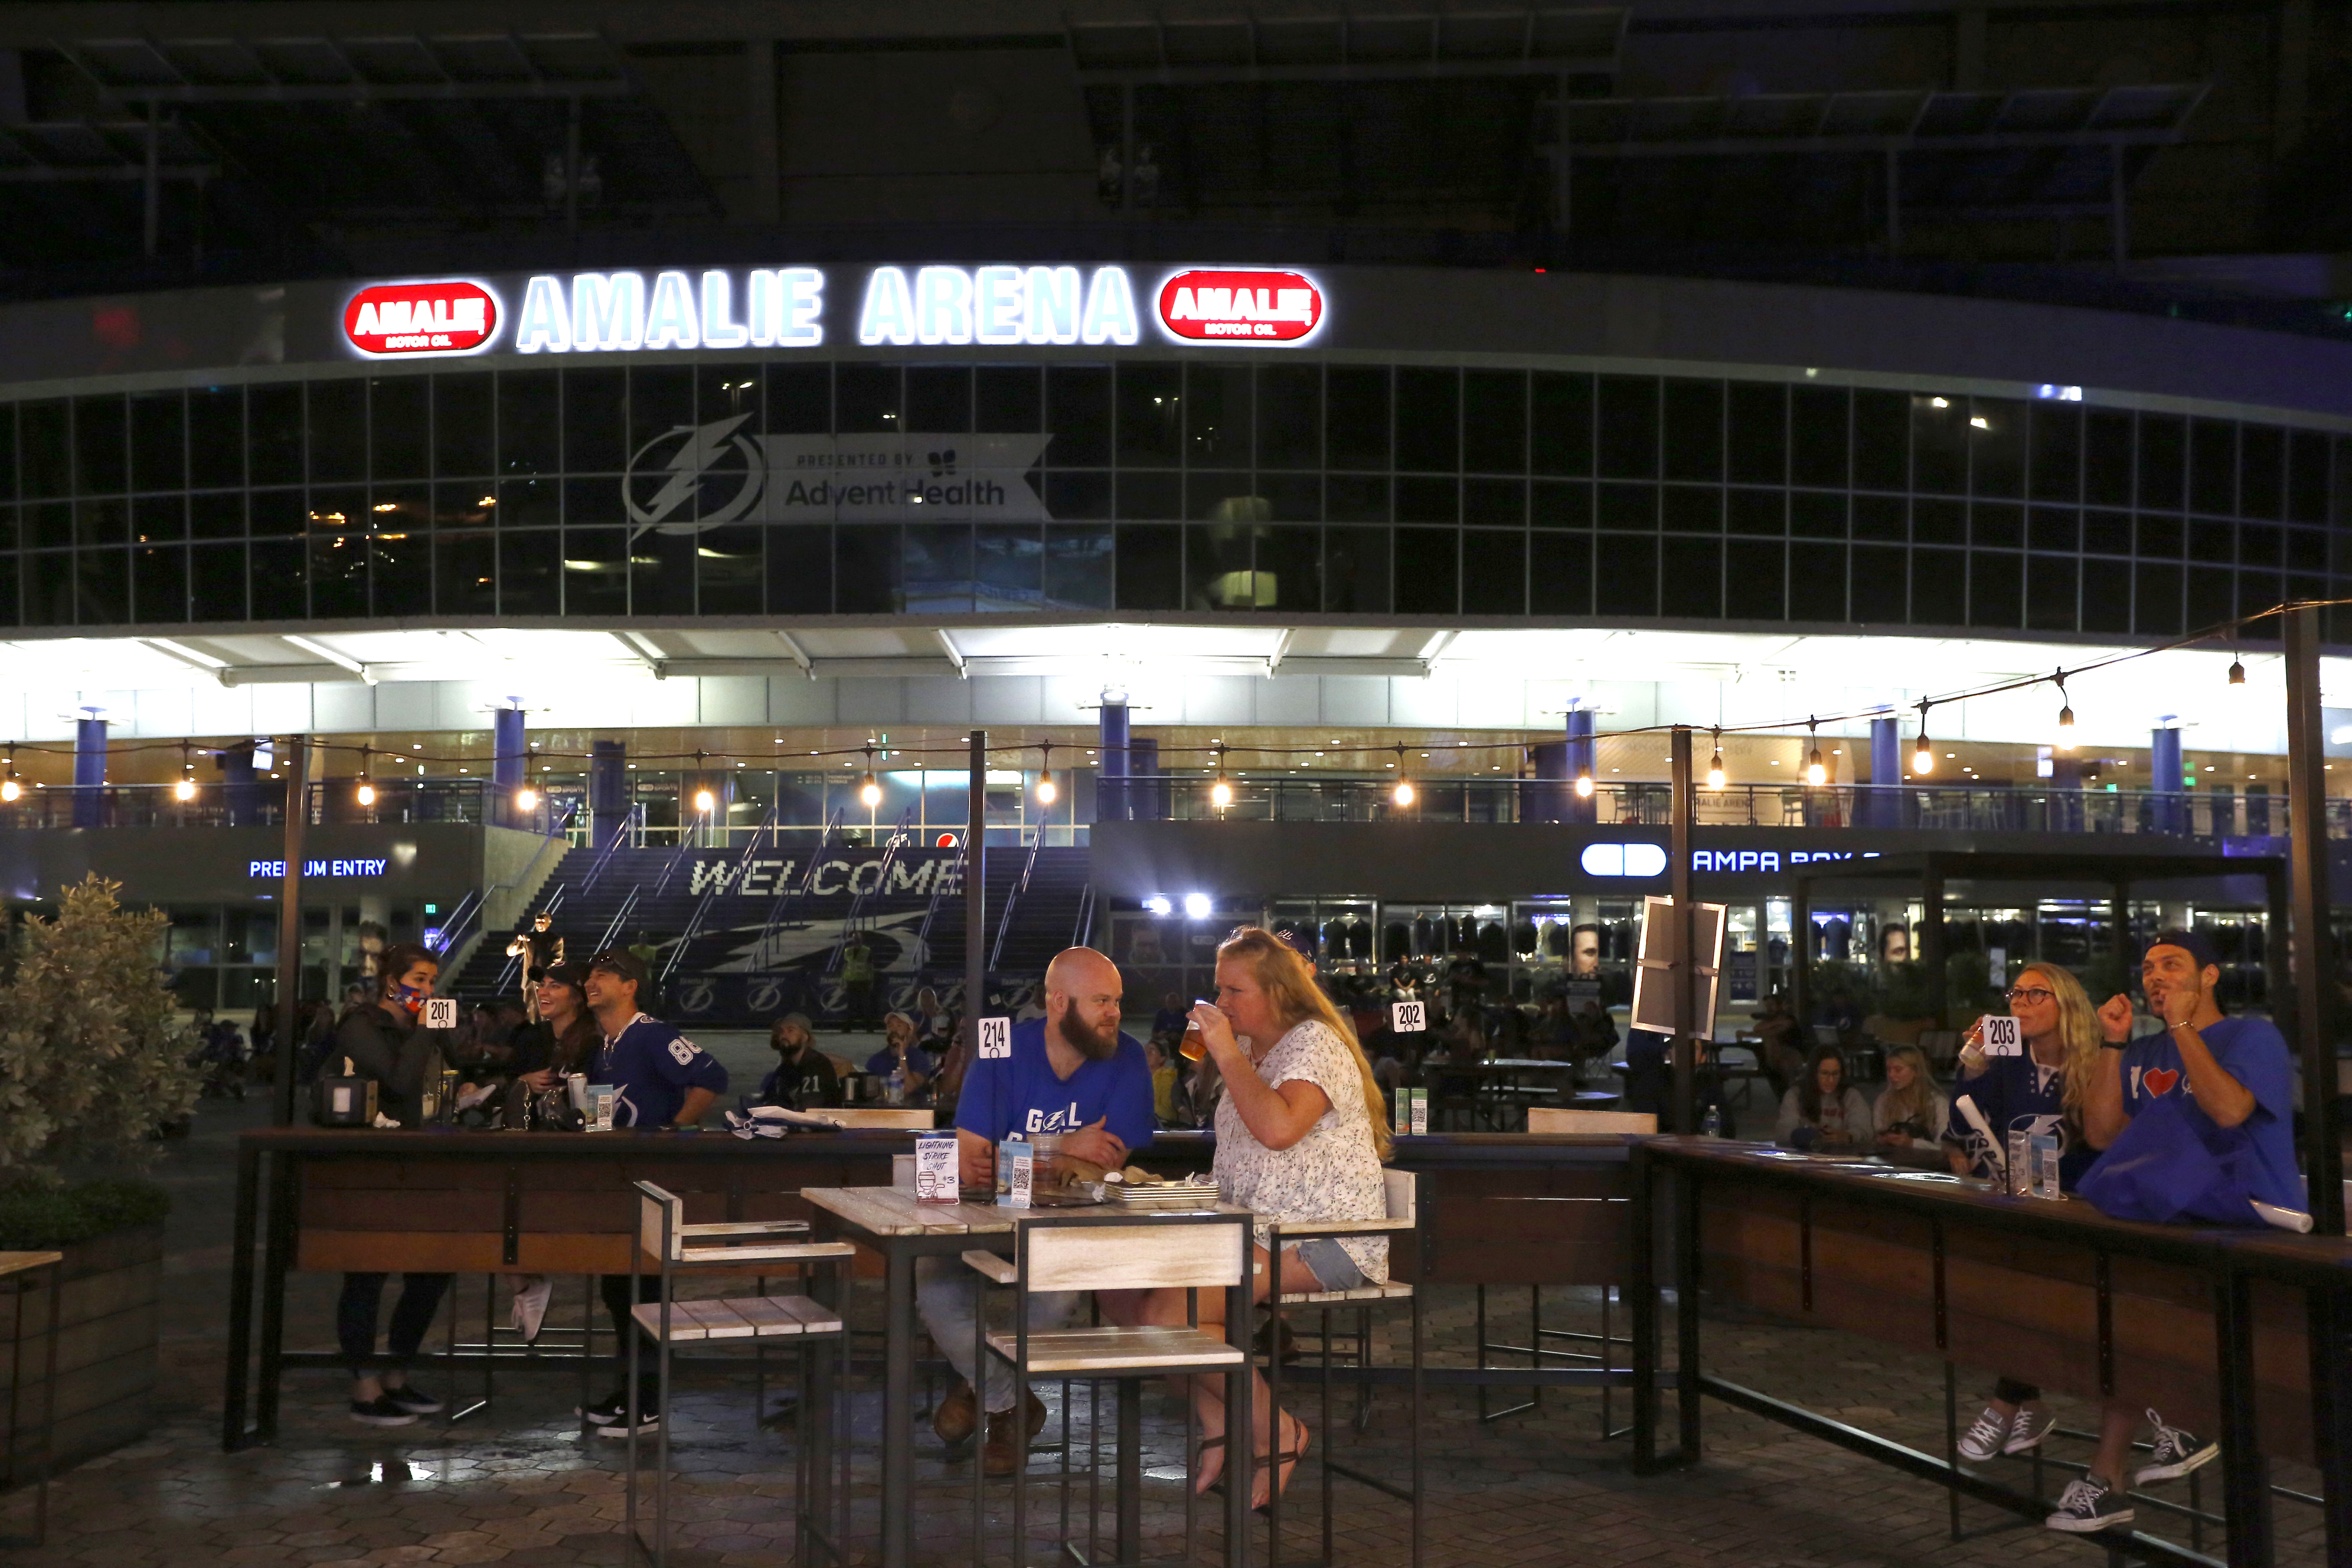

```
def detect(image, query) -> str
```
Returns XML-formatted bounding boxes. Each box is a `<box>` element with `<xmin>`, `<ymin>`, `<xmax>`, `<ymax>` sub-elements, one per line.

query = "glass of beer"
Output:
<box><xmin>1181</xmin><ymin>1004</ymin><xmax>1212</xmax><ymax>1062</ymax></box>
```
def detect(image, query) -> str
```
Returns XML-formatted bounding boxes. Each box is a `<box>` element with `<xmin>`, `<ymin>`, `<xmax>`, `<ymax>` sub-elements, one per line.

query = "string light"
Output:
<box><xmin>1035</xmin><ymin>741</ymin><xmax>1058</xmax><ymax>805</ymax></box>
<box><xmin>1706</xmin><ymin>731</ymin><xmax>1726</xmax><ymax>792</ymax></box>
<box><xmin>2228</xmin><ymin>653</ymin><xmax>2246</xmax><ymax>687</ymax></box>
<box><xmin>1574</xmin><ymin>766</ymin><xmax>1595</xmax><ymax>799</ymax></box>
<box><xmin>514</xmin><ymin>785</ymin><xmax>539</xmax><ymax>811</ymax></box>
<box><xmin>1391</xmin><ymin>745</ymin><xmax>1414</xmax><ymax>807</ymax></box>
<box><xmin>1805</xmin><ymin>718</ymin><xmax>1826</xmax><ymax>787</ymax></box>
<box><xmin>694</xmin><ymin>787</ymin><xmax>717</xmax><ymax>813</ymax></box>
<box><xmin>2054</xmin><ymin>670</ymin><xmax>2075</xmax><ymax>750</ymax></box>
<box><xmin>1209</xmin><ymin>744</ymin><xmax>1234</xmax><ymax>808</ymax></box>
<box><xmin>175</xmin><ymin>742</ymin><xmax>197</xmax><ymax>801</ymax></box>
<box><xmin>858</xmin><ymin>743</ymin><xmax>881</xmax><ymax>808</ymax></box>
<box><xmin>0</xmin><ymin>749</ymin><xmax>17</xmax><ymax>802</ymax></box>
<box><xmin>1913</xmin><ymin>705</ymin><xmax>1935</xmax><ymax>776</ymax></box>
<box><xmin>353</xmin><ymin>744</ymin><xmax>374</xmax><ymax>806</ymax></box>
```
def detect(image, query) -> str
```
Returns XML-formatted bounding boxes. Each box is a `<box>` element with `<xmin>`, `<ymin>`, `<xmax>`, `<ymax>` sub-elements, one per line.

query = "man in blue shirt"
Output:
<box><xmin>922</xmin><ymin>947</ymin><xmax>1152</xmax><ymax>1475</ymax></box>
<box><xmin>577</xmin><ymin>948</ymin><xmax>728</xmax><ymax>1438</ymax></box>
<box><xmin>2047</xmin><ymin>930</ymin><xmax>2288</xmax><ymax>1535</ymax></box>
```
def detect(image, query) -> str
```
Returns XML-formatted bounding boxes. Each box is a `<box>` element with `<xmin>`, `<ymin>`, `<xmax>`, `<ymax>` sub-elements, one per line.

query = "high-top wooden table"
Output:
<box><xmin>1628</xmin><ymin>1137</ymin><xmax>2352</xmax><ymax>1568</ymax></box>
<box><xmin>222</xmin><ymin>1126</ymin><xmax>903</xmax><ymax>1448</ymax></box>
<box><xmin>801</xmin><ymin>1187</ymin><xmax>1259</xmax><ymax>1568</ymax></box>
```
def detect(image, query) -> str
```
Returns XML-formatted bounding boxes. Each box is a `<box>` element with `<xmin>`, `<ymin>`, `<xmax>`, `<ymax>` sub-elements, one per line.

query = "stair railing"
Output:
<box><xmin>579</xmin><ymin>804</ymin><xmax>644</xmax><ymax>894</ymax></box>
<box><xmin>912</xmin><ymin>837</ymin><xmax>966</xmax><ymax>973</ymax></box>
<box><xmin>755</xmin><ymin>808</ymin><xmax>842</xmax><ymax>970</ymax></box>
<box><xmin>1070</xmin><ymin>883</ymin><xmax>1098</xmax><ymax>951</ymax></box>
<box><xmin>661</xmin><ymin>804</ymin><xmax>777</xmax><ymax>987</ymax></box>
<box><xmin>988</xmin><ymin>830</ymin><xmax>1045</xmax><ymax>971</ymax></box>
<box><xmin>826</xmin><ymin>806</ymin><xmax>920</xmax><ymax>974</ymax></box>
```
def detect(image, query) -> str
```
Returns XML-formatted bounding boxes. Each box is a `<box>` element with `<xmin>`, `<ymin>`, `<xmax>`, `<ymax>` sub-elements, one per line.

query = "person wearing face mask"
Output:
<box><xmin>331</xmin><ymin>943</ymin><xmax>456</xmax><ymax>1425</ymax></box>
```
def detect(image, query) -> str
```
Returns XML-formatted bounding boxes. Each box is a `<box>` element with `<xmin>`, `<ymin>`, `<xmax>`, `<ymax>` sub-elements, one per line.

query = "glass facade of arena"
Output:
<box><xmin>0</xmin><ymin>359</ymin><xmax>2343</xmax><ymax>632</ymax></box>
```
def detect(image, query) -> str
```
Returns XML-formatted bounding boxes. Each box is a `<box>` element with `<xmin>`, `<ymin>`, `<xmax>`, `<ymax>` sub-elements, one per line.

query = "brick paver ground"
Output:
<box><xmin>1</xmin><ymin>1096</ymin><xmax>2327</xmax><ymax>1568</ymax></box>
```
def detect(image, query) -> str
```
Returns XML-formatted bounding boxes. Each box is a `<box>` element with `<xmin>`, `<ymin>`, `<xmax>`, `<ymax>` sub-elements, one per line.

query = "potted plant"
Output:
<box><xmin>0</xmin><ymin>875</ymin><xmax>200</xmax><ymax>1481</ymax></box>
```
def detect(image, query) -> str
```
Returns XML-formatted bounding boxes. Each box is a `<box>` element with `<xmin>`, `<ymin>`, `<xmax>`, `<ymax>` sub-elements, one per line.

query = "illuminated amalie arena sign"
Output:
<box><xmin>338</xmin><ymin>265</ymin><xmax>1327</xmax><ymax>359</ymax></box>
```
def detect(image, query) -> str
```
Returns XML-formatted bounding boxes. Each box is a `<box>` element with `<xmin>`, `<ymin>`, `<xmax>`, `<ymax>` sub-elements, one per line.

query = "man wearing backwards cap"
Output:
<box><xmin>575</xmin><ymin>947</ymin><xmax>729</xmax><ymax>1439</ymax></box>
<box><xmin>2042</xmin><ymin>929</ymin><xmax>2294</xmax><ymax>1535</ymax></box>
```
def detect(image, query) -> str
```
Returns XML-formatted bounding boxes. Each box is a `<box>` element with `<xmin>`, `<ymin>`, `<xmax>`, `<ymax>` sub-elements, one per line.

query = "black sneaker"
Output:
<box><xmin>2135</xmin><ymin>1409</ymin><xmax>2218</xmax><ymax>1484</ymax></box>
<box><xmin>350</xmin><ymin>1394</ymin><xmax>418</xmax><ymax>1428</ymax></box>
<box><xmin>380</xmin><ymin>1383</ymin><xmax>442</xmax><ymax>1415</ymax></box>
<box><xmin>2046</xmin><ymin>1475</ymin><xmax>2134</xmax><ymax>1533</ymax></box>
<box><xmin>595</xmin><ymin>1409</ymin><xmax>660</xmax><ymax>1440</ymax></box>
<box><xmin>578</xmin><ymin>1389</ymin><xmax>627</xmax><ymax>1426</ymax></box>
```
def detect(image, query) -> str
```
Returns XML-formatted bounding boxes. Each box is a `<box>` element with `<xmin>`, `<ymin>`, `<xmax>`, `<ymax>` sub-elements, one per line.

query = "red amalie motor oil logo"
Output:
<box><xmin>343</xmin><ymin>280</ymin><xmax>499</xmax><ymax>355</ymax></box>
<box><xmin>1156</xmin><ymin>269</ymin><xmax>1322</xmax><ymax>341</ymax></box>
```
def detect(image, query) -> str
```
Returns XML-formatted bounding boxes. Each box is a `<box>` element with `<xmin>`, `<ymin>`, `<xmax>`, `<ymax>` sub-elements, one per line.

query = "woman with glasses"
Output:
<box><xmin>1943</xmin><ymin>962</ymin><xmax>2103</xmax><ymax>1464</ymax></box>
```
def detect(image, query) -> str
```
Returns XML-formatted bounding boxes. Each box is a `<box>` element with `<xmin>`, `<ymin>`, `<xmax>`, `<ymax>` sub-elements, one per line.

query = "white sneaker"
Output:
<box><xmin>2135</xmin><ymin>1408</ymin><xmax>2218</xmax><ymax>1485</ymax></box>
<box><xmin>2046</xmin><ymin>1474</ymin><xmax>2133</xmax><ymax>1533</ymax></box>
<box><xmin>2005</xmin><ymin>1405</ymin><xmax>2056</xmax><ymax>1454</ymax></box>
<box><xmin>509</xmin><ymin>1275</ymin><xmax>552</xmax><ymax>1342</ymax></box>
<box><xmin>1957</xmin><ymin>1405</ymin><xmax>2011</xmax><ymax>1462</ymax></box>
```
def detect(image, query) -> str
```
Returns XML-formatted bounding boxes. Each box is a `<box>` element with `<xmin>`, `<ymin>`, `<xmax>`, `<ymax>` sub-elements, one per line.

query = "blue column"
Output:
<box><xmin>492</xmin><ymin>706</ymin><xmax>526</xmax><ymax>826</ymax></box>
<box><xmin>2152</xmin><ymin>724</ymin><xmax>2184</xmax><ymax>835</ymax></box>
<box><xmin>1530</xmin><ymin>742</ymin><xmax>1568</xmax><ymax>823</ymax></box>
<box><xmin>1865</xmin><ymin>715</ymin><xmax>1900</xmax><ymax>827</ymax></box>
<box><xmin>1129</xmin><ymin>737</ymin><xmax>1160</xmax><ymax>820</ymax></box>
<box><xmin>2051</xmin><ymin>753</ymin><xmax>2083</xmax><ymax>833</ymax></box>
<box><xmin>73</xmin><ymin>714</ymin><xmax>107</xmax><ymax>828</ymax></box>
<box><xmin>220</xmin><ymin>743</ymin><xmax>258</xmax><ymax>827</ymax></box>
<box><xmin>589</xmin><ymin>740</ymin><xmax>628</xmax><ymax>837</ymax></box>
<box><xmin>1097</xmin><ymin>697</ymin><xmax>1129</xmax><ymax>823</ymax></box>
<box><xmin>1564</xmin><ymin>707</ymin><xmax>1596</xmax><ymax>825</ymax></box>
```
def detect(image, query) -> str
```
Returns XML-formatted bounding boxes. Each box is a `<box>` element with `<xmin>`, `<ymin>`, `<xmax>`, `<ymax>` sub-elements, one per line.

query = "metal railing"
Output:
<box><xmin>826</xmin><ymin>808</ymin><xmax>919</xmax><ymax>975</ymax></box>
<box><xmin>757</xmin><ymin>808</ymin><xmax>843</xmax><ymax>970</ymax></box>
<box><xmin>662</xmin><ymin>805</ymin><xmax>777</xmax><ymax>987</ymax></box>
<box><xmin>1109</xmin><ymin>775</ymin><xmax>2312</xmax><ymax>840</ymax></box>
<box><xmin>990</xmin><ymin>831</ymin><xmax>1045</xmax><ymax>971</ymax></box>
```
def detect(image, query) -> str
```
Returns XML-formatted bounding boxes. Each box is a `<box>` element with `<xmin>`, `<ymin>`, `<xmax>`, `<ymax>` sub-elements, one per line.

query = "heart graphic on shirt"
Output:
<box><xmin>2143</xmin><ymin>1067</ymin><xmax>2180</xmax><ymax>1098</ymax></box>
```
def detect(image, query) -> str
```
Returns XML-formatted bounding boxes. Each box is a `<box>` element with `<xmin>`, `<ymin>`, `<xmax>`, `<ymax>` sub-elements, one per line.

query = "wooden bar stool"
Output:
<box><xmin>625</xmin><ymin>1182</ymin><xmax>857</xmax><ymax>1568</ymax></box>
<box><xmin>1263</xmin><ymin>1171</ymin><xmax>1425</xmax><ymax>1568</ymax></box>
<box><xmin>964</xmin><ymin>1208</ymin><xmax>1257</xmax><ymax>1568</ymax></box>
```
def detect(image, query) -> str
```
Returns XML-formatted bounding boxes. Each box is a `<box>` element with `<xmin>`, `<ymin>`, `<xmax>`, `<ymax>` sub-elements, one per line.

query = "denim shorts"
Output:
<box><xmin>1292</xmin><ymin>1237</ymin><xmax>1367</xmax><ymax>1291</ymax></box>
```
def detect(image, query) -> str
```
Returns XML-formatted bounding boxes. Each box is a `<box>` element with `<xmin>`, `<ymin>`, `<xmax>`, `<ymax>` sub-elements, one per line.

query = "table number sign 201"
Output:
<box><xmin>422</xmin><ymin>998</ymin><xmax>459</xmax><ymax>1031</ymax></box>
<box><xmin>1978</xmin><ymin>1014</ymin><xmax>2022</xmax><ymax>1057</ymax></box>
<box><xmin>1390</xmin><ymin>999</ymin><xmax>1426</xmax><ymax>1034</ymax></box>
<box><xmin>978</xmin><ymin>1016</ymin><xmax>1013</xmax><ymax>1059</ymax></box>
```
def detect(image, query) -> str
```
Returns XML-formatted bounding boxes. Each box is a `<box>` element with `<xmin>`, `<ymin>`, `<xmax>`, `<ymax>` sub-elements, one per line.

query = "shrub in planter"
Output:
<box><xmin>0</xmin><ymin>876</ymin><xmax>198</xmax><ymax>1480</ymax></box>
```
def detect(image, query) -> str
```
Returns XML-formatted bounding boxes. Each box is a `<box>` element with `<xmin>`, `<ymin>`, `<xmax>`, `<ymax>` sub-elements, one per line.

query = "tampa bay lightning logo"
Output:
<box><xmin>674</xmin><ymin>978</ymin><xmax>717</xmax><ymax>1016</ymax></box>
<box><xmin>624</xmin><ymin>413</ymin><xmax>764</xmax><ymax>534</ymax></box>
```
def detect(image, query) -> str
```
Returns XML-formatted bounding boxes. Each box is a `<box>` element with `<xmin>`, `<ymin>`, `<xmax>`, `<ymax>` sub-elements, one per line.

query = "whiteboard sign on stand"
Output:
<box><xmin>1628</xmin><ymin>895</ymin><xmax>1728</xmax><ymax>1038</ymax></box>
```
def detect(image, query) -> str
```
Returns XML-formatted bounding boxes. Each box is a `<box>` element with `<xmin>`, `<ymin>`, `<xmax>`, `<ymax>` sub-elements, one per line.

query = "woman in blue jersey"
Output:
<box><xmin>1942</xmin><ymin>961</ymin><xmax>2100</xmax><ymax>1464</ymax></box>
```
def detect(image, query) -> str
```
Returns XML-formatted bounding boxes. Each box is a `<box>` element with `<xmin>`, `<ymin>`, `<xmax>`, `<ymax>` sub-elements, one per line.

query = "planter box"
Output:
<box><xmin>0</xmin><ymin>1225</ymin><xmax>160</xmax><ymax>1484</ymax></box>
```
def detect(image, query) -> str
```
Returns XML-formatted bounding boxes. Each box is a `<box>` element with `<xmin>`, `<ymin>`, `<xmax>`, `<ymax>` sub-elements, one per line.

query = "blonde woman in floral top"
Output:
<box><xmin>1104</xmin><ymin>927</ymin><xmax>1392</xmax><ymax>1510</ymax></box>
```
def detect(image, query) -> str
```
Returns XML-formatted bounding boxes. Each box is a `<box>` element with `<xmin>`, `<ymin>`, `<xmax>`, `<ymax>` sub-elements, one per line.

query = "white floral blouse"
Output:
<box><xmin>1213</xmin><ymin>1018</ymin><xmax>1389</xmax><ymax>1282</ymax></box>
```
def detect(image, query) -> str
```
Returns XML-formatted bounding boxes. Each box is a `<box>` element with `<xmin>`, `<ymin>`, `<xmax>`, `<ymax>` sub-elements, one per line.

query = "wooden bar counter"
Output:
<box><xmin>1630</xmin><ymin>1137</ymin><xmax>2352</xmax><ymax>1568</ymax></box>
<box><xmin>223</xmin><ymin>1125</ymin><xmax>1645</xmax><ymax>1450</ymax></box>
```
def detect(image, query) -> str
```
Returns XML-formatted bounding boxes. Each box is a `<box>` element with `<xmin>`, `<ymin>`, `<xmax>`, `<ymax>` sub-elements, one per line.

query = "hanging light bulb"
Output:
<box><xmin>1035</xmin><ymin>742</ymin><xmax>1057</xmax><ymax>804</ymax></box>
<box><xmin>175</xmin><ymin>774</ymin><xmax>196</xmax><ymax>801</ymax></box>
<box><xmin>858</xmin><ymin>743</ymin><xmax>881</xmax><ymax>807</ymax></box>
<box><xmin>352</xmin><ymin>744</ymin><xmax>374</xmax><ymax>806</ymax></box>
<box><xmin>2054</xmin><ymin>672</ymin><xmax>2076</xmax><ymax>751</ymax></box>
<box><xmin>515</xmin><ymin>785</ymin><xmax>540</xmax><ymax>812</ymax></box>
<box><xmin>1805</xmin><ymin>718</ymin><xmax>1827</xmax><ymax>787</ymax></box>
<box><xmin>1912</xmin><ymin>705</ymin><xmax>1935</xmax><ymax>776</ymax></box>
<box><xmin>2228</xmin><ymin>654</ymin><xmax>2246</xmax><ymax>687</ymax></box>
<box><xmin>1209</xmin><ymin>744</ymin><xmax>1234</xmax><ymax>808</ymax></box>
<box><xmin>694</xmin><ymin>787</ymin><xmax>717</xmax><ymax>814</ymax></box>
<box><xmin>1707</xmin><ymin>731</ymin><xmax>1726</xmax><ymax>792</ymax></box>
<box><xmin>0</xmin><ymin>753</ymin><xmax>18</xmax><ymax>802</ymax></box>
<box><xmin>1391</xmin><ymin>747</ymin><xmax>1415</xmax><ymax>806</ymax></box>
<box><xmin>1574</xmin><ymin>767</ymin><xmax>1595</xmax><ymax>799</ymax></box>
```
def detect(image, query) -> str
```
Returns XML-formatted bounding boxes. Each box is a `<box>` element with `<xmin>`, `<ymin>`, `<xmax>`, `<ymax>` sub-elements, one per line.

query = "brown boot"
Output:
<box><xmin>981</xmin><ymin>1393</ymin><xmax>1048</xmax><ymax>1477</ymax></box>
<box><xmin>932</xmin><ymin>1379</ymin><xmax>978</xmax><ymax>1449</ymax></box>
